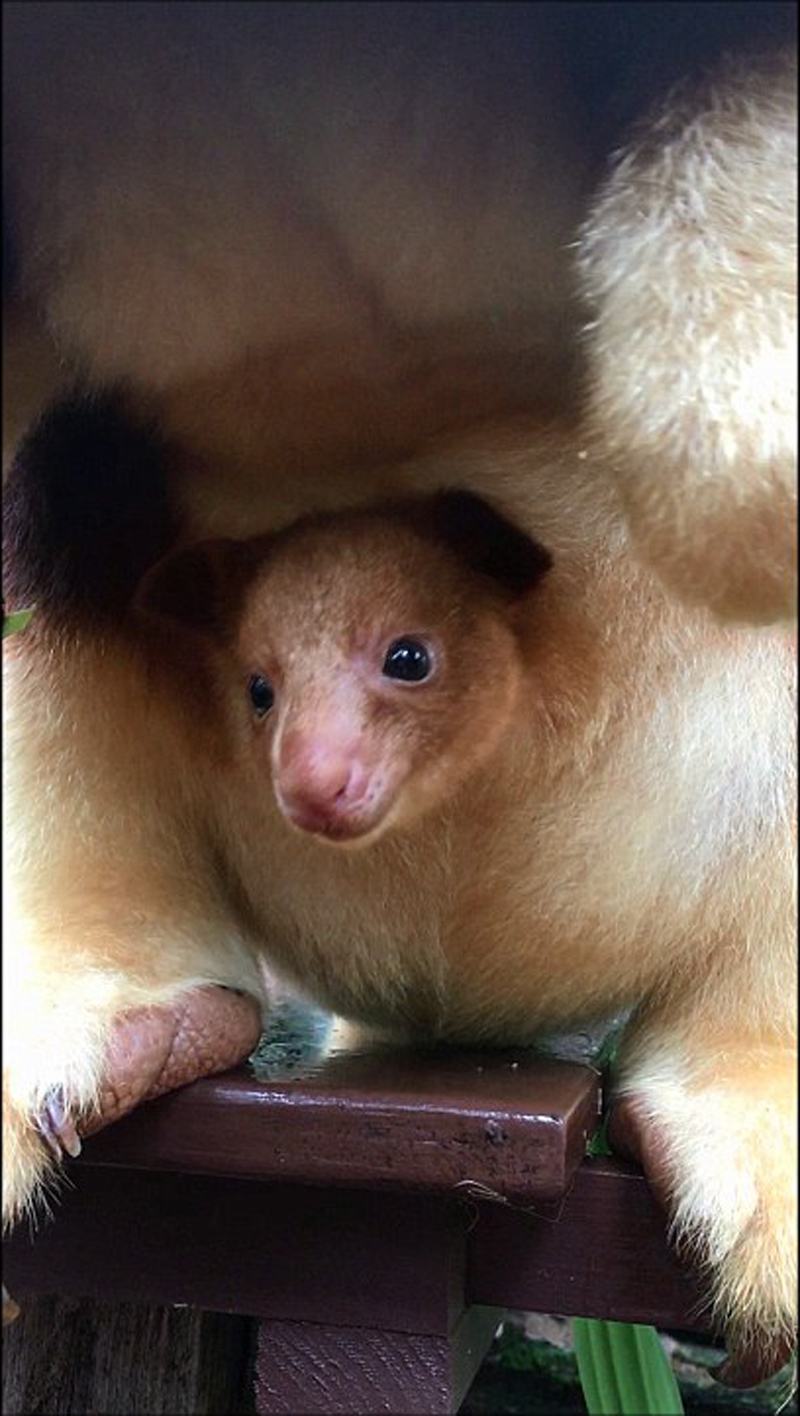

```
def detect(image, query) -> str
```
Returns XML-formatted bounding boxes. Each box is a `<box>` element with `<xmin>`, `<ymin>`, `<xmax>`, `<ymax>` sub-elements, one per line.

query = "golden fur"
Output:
<box><xmin>2</xmin><ymin>2</ymin><xmax>796</xmax><ymax>1372</ymax></box>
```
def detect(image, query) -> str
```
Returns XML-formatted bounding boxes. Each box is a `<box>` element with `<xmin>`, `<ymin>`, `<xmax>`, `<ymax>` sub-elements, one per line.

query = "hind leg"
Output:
<box><xmin>611</xmin><ymin>1006</ymin><xmax>797</xmax><ymax>1387</ymax></box>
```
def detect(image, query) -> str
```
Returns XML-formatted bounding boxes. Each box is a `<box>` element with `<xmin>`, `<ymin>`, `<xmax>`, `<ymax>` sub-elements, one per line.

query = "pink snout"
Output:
<box><xmin>275</xmin><ymin>731</ymin><xmax>378</xmax><ymax>838</ymax></box>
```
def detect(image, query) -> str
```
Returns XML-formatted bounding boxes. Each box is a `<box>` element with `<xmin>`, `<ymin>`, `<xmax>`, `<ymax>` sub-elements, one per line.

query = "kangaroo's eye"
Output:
<box><xmin>382</xmin><ymin>638</ymin><xmax>432</xmax><ymax>683</ymax></box>
<box><xmin>248</xmin><ymin>674</ymin><xmax>275</xmax><ymax>717</ymax></box>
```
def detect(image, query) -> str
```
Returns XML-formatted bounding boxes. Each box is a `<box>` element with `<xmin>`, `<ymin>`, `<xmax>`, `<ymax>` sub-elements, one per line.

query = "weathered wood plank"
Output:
<box><xmin>2</xmin><ymin>1296</ymin><xmax>254</xmax><ymax>1415</ymax></box>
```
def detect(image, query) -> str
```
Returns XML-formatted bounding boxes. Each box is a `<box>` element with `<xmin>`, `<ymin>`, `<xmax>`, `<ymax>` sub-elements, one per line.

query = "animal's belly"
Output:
<box><xmin>256</xmin><ymin>896</ymin><xmax>641</xmax><ymax>1045</ymax></box>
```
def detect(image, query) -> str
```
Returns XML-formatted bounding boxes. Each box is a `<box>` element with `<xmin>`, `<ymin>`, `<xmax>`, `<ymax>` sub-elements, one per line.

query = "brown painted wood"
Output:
<box><xmin>253</xmin><ymin>1307</ymin><xmax>503</xmax><ymax>1415</ymax></box>
<box><xmin>76</xmin><ymin>1048</ymin><xmax>600</xmax><ymax>1203</ymax></box>
<box><xmin>468</xmin><ymin>1157</ymin><xmax>711</xmax><ymax>1332</ymax></box>
<box><xmin>2</xmin><ymin>1034</ymin><xmax>712</xmax><ymax>1416</ymax></box>
<box><xmin>3</xmin><ymin>1173</ymin><xmax>467</xmax><ymax>1335</ymax></box>
<box><xmin>3</xmin><ymin>1164</ymin><xmax>709</xmax><ymax>1336</ymax></box>
<box><xmin>2</xmin><ymin>1295</ymin><xmax>254</xmax><ymax>1415</ymax></box>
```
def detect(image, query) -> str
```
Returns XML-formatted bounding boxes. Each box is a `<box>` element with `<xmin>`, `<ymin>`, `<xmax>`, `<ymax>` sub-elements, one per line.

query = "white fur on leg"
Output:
<box><xmin>617</xmin><ymin>1034</ymin><xmax>798</xmax><ymax>1355</ymax></box>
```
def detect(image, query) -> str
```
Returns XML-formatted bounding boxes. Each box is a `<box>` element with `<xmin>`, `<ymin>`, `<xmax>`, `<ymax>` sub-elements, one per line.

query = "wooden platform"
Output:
<box><xmin>3</xmin><ymin>1017</ymin><xmax>710</xmax><ymax>1413</ymax></box>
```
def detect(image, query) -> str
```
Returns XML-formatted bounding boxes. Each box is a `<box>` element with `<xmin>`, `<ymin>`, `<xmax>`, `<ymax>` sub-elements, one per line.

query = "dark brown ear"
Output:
<box><xmin>134</xmin><ymin>536</ymin><xmax>266</xmax><ymax>639</ymax></box>
<box><xmin>429</xmin><ymin>490</ymin><xmax>552</xmax><ymax>597</ymax></box>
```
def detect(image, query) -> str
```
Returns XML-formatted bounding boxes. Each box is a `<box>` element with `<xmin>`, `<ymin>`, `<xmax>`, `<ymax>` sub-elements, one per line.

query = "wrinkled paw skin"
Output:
<box><xmin>81</xmin><ymin>984</ymin><xmax>262</xmax><ymax>1136</ymax></box>
<box><xmin>609</xmin><ymin>1097</ymin><xmax>797</xmax><ymax>1389</ymax></box>
<box><xmin>3</xmin><ymin>985</ymin><xmax>262</xmax><ymax>1325</ymax></box>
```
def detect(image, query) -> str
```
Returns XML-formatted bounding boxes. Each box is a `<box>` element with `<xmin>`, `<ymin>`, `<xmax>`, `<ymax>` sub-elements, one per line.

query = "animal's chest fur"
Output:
<box><xmin>240</xmin><ymin>819</ymin><xmax>455</xmax><ymax>1033</ymax></box>
<box><xmin>215</xmin><ymin>755</ymin><xmax>660</xmax><ymax>1039</ymax></box>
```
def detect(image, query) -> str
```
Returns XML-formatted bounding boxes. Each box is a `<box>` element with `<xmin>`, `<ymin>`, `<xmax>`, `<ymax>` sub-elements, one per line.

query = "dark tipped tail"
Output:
<box><xmin>3</xmin><ymin>394</ymin><xmax>181</xmax><ymax>628</ymax></box>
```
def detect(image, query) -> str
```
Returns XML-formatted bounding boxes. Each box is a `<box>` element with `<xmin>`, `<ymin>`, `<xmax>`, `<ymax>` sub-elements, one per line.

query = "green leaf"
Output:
<box><xmin>573</xmin><ymin>1319</ymin><xmax>684</xmax><ymax>1415</ymax></box>
<box><xmin>3</xmin><ymin>608</ymin><xmax>36</xmax><ymax>638</ymax></box>
<box><xmin>577</xmin><ymin>1032</ymin><xmax>684</xmax><ymax>1414</ymax></box>
<box><xmin>587</xmin><ymin>1110</ymin><xmax>614</xmax><ymax>1158</ymax></box>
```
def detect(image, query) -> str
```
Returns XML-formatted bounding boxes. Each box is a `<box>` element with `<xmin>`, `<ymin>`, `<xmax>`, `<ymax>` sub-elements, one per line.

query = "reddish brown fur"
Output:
<box><xmin>142</xmin><ymin>499</ymin><xmax>544</xmax><ymax>847</ymax></box>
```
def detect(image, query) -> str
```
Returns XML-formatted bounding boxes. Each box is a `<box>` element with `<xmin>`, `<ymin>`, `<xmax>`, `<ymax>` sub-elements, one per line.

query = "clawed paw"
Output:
<box><xmin>3</xmin><ymin>984</ymin><xmax>262</xmax><ymax>1246</ymax></box>
<box><xmin>25</xmin><ymin>985</ymin><xmax>262</xmax><ymax>1155</ymax></box>
<box><xmin>4</xmin><ymin>986</ymin><xmax>262</xmax><ymax>1326</ymax></box>
<box><xmin>83</xmin><ymin>984</ymin><xmax>263</xmax><ymax>1132</ymax></box>
<box><xmin>709</xmin><ymin>1336</ymin><xmax>796</xmax><ymax>1392</ymax></box>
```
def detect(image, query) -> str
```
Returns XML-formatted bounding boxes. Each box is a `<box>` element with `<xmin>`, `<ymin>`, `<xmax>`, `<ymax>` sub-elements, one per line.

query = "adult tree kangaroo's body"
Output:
<box><xmin>3</xmin><ymin>2</ymin><xmax>796</xmax><ymax>1383</ymax></box>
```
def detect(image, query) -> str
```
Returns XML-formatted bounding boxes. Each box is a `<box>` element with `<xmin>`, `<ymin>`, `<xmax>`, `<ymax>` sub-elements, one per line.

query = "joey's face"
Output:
<box><xmin>234</xmin><ymin>520</ymin><xmax>526</xmax><ymax>845</ymax></box>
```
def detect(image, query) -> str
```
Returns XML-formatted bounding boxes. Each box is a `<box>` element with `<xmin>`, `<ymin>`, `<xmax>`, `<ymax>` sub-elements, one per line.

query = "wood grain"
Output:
<box><xmin>254</xmin><ymin>1307</ymin><xmax>502</xmax><ymax>1415</ymax></box>
<box><xmin>2</xmin><ymin>1296</ymin><xmax>253</xmax><ymax>1415</ymax></box>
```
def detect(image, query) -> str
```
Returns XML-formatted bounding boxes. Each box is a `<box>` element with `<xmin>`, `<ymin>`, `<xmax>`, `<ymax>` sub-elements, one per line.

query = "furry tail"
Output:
<box><xmin>578</xmin><ymin>48</ymin><xmax>797</xmax><ymax>625</ymax></box>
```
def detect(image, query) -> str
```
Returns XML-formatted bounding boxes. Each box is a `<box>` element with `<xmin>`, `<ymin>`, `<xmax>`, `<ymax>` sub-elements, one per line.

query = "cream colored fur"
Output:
<box><xmin>578</xmin><ymin>49</ymin><xmax>798</xmax><ymax>624</ymax></box>
<box><xmin>2</xmin><ymin>4</ymin><xmax>796</xmax><ymax>1370</ymax></box>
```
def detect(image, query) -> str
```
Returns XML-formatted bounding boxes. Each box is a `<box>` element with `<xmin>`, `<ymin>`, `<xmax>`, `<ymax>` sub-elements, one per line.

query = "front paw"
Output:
<box><xmin>3</xmin><ymin>985</ymin><xmax>262</xmax><ymax>1318</ymax></box>
<box><xmin>27</xmin><ymin>984</ymin><xmax>262</xmax><ymax>1147</ymax></box>
<box><xmin>609</xmin><ymin>1094</ymin><xmax>797</xmax><ymax>1388</ymax></box>
<box><xmin>81</xmin><ymin>984</ymin><xmax>262</xmax><ymax>1133</ymax></box>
